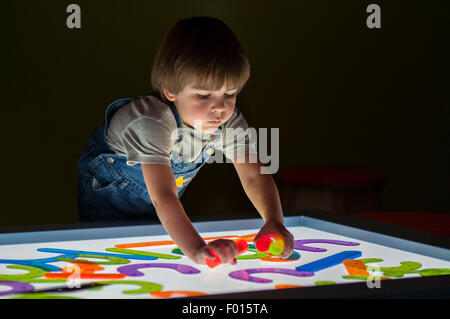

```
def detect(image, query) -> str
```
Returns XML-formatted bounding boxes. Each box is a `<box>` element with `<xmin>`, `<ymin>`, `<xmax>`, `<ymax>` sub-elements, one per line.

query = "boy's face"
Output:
<box><xmin>164</xmin><ymin>82</ymin><xmax>238</xmax><ymax>133</ymax></box>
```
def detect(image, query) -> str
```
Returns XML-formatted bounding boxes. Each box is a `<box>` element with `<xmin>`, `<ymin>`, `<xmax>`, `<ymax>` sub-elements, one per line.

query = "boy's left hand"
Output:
<box><xmin>254</xmin><ymin>220</ymin><xmax>294</xmax><ymax>259</ymax></box>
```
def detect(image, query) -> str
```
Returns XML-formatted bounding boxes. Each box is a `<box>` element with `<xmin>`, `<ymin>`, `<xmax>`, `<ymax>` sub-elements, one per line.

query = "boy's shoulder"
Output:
<box><xmin>112</xmin><ymin>94</ymin><xmax>177</xmax><ymax>128</ymax></box>
<box><xmin>223</xmin><ymin>106</ymin><xmax>248</xmax><ymax>129</ymax></box>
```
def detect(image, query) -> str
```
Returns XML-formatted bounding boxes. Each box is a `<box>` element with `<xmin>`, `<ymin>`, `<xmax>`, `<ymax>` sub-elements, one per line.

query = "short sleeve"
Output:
<box><xmin>221</xmin><ymin>108</ymin><xmax>258</xmax><ymax>162</ymax></box>
<box><xmin>121</xmin><ymin>116</ymin><xmax>174</xmax><ymax>166</ymax></box>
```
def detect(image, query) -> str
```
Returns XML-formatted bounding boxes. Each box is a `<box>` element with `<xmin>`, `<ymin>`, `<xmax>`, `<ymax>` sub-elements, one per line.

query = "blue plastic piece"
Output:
<box><xmin>295</xmin><ymin>250</ymin><xmax>362</xmax><ymax>273</ymax></box>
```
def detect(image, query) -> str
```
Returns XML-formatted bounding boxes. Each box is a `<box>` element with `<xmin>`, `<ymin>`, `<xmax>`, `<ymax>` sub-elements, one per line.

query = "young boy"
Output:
<box><xmin>77</xmin><ymin>16</ymin><xmax>294</xmax><ymax>266</ymax></box>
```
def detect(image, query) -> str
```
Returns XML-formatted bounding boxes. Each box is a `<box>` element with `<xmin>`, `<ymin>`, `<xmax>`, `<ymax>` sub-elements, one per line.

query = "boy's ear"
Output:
<box><xmin>163</xmin><ymin>89</ymin><xmax>177</xmax><ymax>102</ymax></box>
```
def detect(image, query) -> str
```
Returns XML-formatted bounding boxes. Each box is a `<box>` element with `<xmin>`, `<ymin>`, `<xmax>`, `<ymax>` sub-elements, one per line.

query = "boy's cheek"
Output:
<box><xmin>189</xmin><ymin>103</ymin><xmax>209</xmax><ymax>116</ymax></box>
<box><xmin>179</xmin><ymin>104</ymin><xmax>205</xmax><ymax>123</ymax></box>
<box><xmin>217</xmin><ymin>106</ymin><xmax>233</xmax><ymax>123</ymax></box>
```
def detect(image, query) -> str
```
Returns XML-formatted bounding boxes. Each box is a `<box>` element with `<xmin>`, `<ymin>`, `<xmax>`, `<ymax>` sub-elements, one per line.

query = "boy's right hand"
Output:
<box><xmin>191</xmin><ymin>239</ymin><xmax>239</xmax><ymax>266</ymax></box>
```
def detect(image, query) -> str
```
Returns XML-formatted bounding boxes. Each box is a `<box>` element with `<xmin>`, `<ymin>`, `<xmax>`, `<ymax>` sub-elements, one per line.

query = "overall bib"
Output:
<box><xmin>77</xmin><ymin>94</ymin><xmax>222</xmax><ymax>222</ymax></box>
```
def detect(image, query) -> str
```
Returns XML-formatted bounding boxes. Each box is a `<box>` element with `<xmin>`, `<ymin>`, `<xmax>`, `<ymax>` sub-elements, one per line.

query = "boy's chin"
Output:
<box><xmin>201</xmin><ymin>126</ymin><xmax>219</xmax><ymax>134</ymax></box>
<box><xmin>192</xmin><ymin>124</ymin><xmax>220</xmax><ymax>134</ymax></box>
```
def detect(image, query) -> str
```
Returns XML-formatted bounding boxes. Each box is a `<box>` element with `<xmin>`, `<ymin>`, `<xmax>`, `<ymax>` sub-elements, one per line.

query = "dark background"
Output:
<box><xmin>1</xmin><ymin>0</ymin><xmax>449</xmax><ymax>227</ymax></box>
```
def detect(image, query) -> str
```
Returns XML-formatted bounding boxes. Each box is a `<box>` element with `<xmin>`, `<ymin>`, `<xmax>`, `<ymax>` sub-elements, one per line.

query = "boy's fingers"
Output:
<box><xmin>225</xmin><ymin>243</ymin><xmax>239</xmax><ymax>263</ymax></box>
<box><xmin>253</xmin><ymin>231</ymin><xmax>264</xmax><ymax>244</ymax></box>
<box><xmin>214</xmin><ymin>246</ymin><xmax>228</xmax><ymax>264</ymax></box>
<box><xmin>215</xmin><ymin>240</ymin><xmax>239</xmax><ymax>263</ymax></box>
<box><xmin>280</xmin><ymin>249</ymin><xmax>290</xmax><ymax>259</ymax></box>
<box><xmin>281</xmin><ymin>248</ymin><xmax>292</xmax><ymax>259</ymax></box>
<box><xmin>204</xmin><ymin>249</ymin><xmax>216</xmax><ymax>260</ymax></box>
<box><xmin>218</xmin><ymin>244</ymin><xmax>234</xmax><ymax>264</ymax></box>
<box><xmin>281</xmin><ymin>235</ymin><xmax>294</xmax><ymax>259</ymax></box>
<box><xmin>230</xmin><ymin>241</ymin><xmax>239</xmax><ymax>256</ymax></box>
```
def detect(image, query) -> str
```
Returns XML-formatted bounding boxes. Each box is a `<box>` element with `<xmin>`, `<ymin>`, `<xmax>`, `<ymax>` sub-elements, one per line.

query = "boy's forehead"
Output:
<box><xmin>188</xmin><ymin>83</ymin><xmax>237</xmax><ymax>91</ymax></box>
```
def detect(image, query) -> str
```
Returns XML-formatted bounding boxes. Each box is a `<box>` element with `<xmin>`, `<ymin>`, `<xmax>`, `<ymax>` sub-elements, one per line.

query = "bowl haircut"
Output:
<box><xmin>151</xmin><ymin>16</ymin><xmax>251</xmax><ymax>102</ymax></box>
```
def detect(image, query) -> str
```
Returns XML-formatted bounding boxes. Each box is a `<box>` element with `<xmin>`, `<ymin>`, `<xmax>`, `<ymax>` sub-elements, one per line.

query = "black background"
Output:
<box><xmin>1</xmin><ymin>0</ymin><xmax>449</xmax><ymax>227</ymax></box>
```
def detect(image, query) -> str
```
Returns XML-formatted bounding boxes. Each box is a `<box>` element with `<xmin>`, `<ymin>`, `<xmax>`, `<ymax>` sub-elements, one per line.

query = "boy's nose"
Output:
<box><xmin>211</xmin><ymin>103</ymin><xmax>226</xmax><ymax>112</ymax></box>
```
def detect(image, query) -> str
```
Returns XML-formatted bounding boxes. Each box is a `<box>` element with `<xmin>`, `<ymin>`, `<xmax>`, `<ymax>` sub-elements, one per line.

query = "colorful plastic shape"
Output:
<box><xmin>150</xmin><ymin>290</ymin><xmax>207</xmax><ymax>298</ymax></box>
<box><xmin>229</xmin><ymin>268</ymin><xmax>314</xmax><ymax>283</ymax></box>
<box><xmin>255</xmin><ymin>234</ymin><xmax>285</xmax><ymax>256</ymax></box>
<box><xmin>269</xmin><ymin>238</ymin><xmax>285</xmax><ymax>255</ymax></box>
<box><xmin>44</xmin><ymin>259</ymin><xmax>126</xmax><ymax>280</ymax></box>
<box><xmin>293</xmin><ymin>239</ymin><xmax>360</xmax><ymax>252</ymax></box>
<box><xmin>343</xmin><ymin>259</ymin><xmax>369</xmax><ymax>276</ymax></box>
<box><xmin>296</xmin><ymin>251</ymin><xmax>362</xmax><ymax>273</ymax></box>
<box><xmin>205</xmin><ymin>249</ymin><xmax>222</xmax><ymax>268</ymax></box>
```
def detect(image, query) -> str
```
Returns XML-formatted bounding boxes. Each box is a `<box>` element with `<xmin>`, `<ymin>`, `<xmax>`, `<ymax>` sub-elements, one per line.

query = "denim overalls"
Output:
<box><xmin>77</xmin><ymin>93</ymin><xmax>222</xmax><ymax>222</ymax></box>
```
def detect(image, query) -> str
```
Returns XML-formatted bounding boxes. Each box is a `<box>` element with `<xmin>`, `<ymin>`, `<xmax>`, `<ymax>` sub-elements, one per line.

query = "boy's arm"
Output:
<box><xmin>141</xmin><ymin>163</ymin><xmax>238</xmax><ymax>264</ymax></box>
<box><xmin>232</xmin><ymin>154</ymin><xmax>284</xmax><ymax>224</ymax></box>
<box><xmin>233</xmin><ymin>154</ymin><xmax>294</xmax><ymax>257</ymax></box>
<box><xmin>141</xmin><ymin>163</ymin><xmax>205</xmax><ymax>260</ymax></box>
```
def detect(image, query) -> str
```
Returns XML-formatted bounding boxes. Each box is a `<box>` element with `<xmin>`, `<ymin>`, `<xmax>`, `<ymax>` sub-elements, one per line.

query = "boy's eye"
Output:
<box><xmin>196</xmin><ymin>93</ymin><xmax>236</xmax><ymax>99</ymax></box>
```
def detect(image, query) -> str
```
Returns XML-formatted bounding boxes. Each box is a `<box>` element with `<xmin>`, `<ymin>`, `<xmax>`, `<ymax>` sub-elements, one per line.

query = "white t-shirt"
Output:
<box><xmin>105</xmin><ymin>94</ymin><xmax>257</xmax><ymax>166</ymax></box>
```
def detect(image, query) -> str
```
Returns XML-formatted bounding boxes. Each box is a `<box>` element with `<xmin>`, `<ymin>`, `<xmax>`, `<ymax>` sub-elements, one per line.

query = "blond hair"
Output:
<box><xmin>151</xmin><ymin>16</ymin><xmax>250</xmax><ymax>102</ymax></box>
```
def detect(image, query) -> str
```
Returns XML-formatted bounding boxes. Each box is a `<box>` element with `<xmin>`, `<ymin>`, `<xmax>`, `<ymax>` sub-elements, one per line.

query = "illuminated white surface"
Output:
<box><xmin>0</xmin><ymin>226</ymin><xmax>449</xmax><ymax>299</ymax></box>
